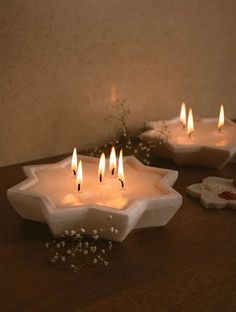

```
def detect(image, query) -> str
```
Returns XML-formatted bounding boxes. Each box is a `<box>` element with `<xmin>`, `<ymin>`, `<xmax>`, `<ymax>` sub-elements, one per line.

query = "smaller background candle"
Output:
<box><xmin>218</xmin><ymin>104</ymin><xmax>225</xmax><ymax>132</ymax></box>
<box><xmin>187</xmin><ymin>108</ymin><xmax>194</xmax><ymax>138</ymax></box>
<box><xmin>71</xmin><ymin>147</ymin><xmax>77</xmax><ymax>176</ymax></box>
<box><xmin>180</xmin><ymin>102</ymin><xmax>186</xmax><ymax>129</ymax></box>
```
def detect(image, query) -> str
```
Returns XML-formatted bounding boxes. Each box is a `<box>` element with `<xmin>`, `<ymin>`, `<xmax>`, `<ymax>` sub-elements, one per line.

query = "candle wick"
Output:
<box><xmin>182</xmin><ymin>124</ymin><xmax>185</xmax><ymax>130</ymax></box>
<box><xmin>99</xmin><ymin>173</ymin><xmax>102</xmax><ymax>183</ymax></box>
<box><xmin>118</xmin><ymin>178</ymin><xmax>124</xmax><ymax>188</ymax></box>
<box><xmin>219</xmin><ymin>126</ymin><xmax>222</xmax><ymax>133</ymax></box>
<box><xmin>78</xmin><ymin>184</ymin><xmax>81</xmax><ymax>192</ymax></box>
<box><xmin>188</xmin><ymin>132</ymin><xmax>192</xmax><ymax>139</ymax></box>
<box><xmin>111</xmin><ymin>168</ymin><xmax>115</xmax><ymax>175</ymax></box>
<box><xmin>73</xmin><ymin>170</ymin><xmax>76</xmax><ymax>176</ymax></box>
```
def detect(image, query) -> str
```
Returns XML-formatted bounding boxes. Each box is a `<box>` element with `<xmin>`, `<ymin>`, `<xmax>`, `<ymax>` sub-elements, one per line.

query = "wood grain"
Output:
<box><xmin>0</xmin><ymin>151</ymin><xmax>236</xmax><ymax>312</ymax></box>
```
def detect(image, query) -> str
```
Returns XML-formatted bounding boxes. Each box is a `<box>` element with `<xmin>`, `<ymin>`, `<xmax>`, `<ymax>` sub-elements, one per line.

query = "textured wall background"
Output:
<box><xmin>1</xmin><ymin>0</ymin><xmax>236</xmax><ymax>166</ymax></box>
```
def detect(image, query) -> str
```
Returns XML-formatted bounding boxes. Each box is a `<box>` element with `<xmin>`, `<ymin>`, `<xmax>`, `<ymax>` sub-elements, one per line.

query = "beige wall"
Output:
<box><xmin>1</xmin><ymin>0</ymin><xmax>236</xmax><ymax>166</ymax></box>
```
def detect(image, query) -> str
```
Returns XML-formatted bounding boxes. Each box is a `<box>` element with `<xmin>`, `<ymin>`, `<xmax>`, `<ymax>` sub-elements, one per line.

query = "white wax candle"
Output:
<box><xmin>141</xmin><ymin>117</ymin><xmax>236</xmax><ymax>168</ymax></box>
<box><xmin>7</xmin><ymin>155</ymin><xmax>182</xmax><ymax>241</ymax></box>
<box><xmin>169</xmin><ymin>118</ymin><xmax>235</xmax><ymax>149</ymax></box>
<box><xmin>27</xmin><ymin>158</ymin><xmax>164</xmax><ymax>210</ymax></box>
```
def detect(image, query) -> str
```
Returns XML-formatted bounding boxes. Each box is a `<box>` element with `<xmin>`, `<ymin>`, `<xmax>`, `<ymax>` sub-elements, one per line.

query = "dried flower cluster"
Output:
<box><xmin>45</xmin><ymin>215</ymin><xmax>118</xmax><ymax>273</ymax></box>
<box><xmin>87</xmin><ymin>99</ymin><xmax>170</xmax><ymax>166</ymax></box>
<box><xmin>105</xmin><ymin>99</ymin><xmax>130</xmax><ymax>143</ymax></box>
<box><xmin>148</xmin><ymin>120</ymin><xmax>171</xmax><ymax>144</ymax></box>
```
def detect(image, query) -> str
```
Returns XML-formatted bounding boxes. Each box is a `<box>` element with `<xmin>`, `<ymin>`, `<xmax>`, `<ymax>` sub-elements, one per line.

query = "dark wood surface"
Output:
<box><xmin>1</xmin><ymin>152</ymin><xmax>236</xmax><ymax>312</ymax></box>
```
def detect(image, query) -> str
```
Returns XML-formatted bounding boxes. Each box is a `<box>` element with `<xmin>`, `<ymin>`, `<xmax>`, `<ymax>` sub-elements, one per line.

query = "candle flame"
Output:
<box><xmin>218</xmin><ymin>104</ymin><xmax>224</xmax><ymax>132</ymax></box>
<box><xmin>118</xmin><ymin>149</ymin><xmax>125</xmax><ymax>188</ymax></box>
<box><xmin>98</xmin><ymin>153</ymin><xmax>106</xmax><ymax>183</ymax></box>
<box><xmin>187</xmin><ymin>108</ymin><xmax>194</xmax><ymax>138</ymax></box>
<box><xmin>76</xmin><ymin>160</ymin><xmax>83</xmax><ymax>191</ymax></box>
<box><xmin>71</xmin><ymin>147</ymin><xmax>77</xmax><ymax>176</ymax></box>
<box><xmin>180</xmin><ymin>102</ymin><xmax>186</xmax><ymax>128</ymax></box>
<box><xmin>109</xmin><ymin>146</ymin><xmax>117</xmax><ymax>175</ymax></box>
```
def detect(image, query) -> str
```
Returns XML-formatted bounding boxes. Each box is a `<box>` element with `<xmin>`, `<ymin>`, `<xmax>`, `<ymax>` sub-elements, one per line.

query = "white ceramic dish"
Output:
<box><xmin>187</xmin><ymin>176</ymin><xmax>236</xmax><ymax>209</ymax></box>
<box><xmin>140</xmin><ymin>117</ymin><xmax>236</xmax><ymax>169</ymax></box>
<box><xmin>7</xmin><ymin>155</ymin><xmax>182</xmax><ymax>242</ymax></box>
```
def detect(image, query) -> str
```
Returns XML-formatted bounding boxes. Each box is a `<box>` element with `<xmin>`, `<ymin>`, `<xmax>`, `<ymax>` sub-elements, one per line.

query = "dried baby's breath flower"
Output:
<box><xmin>103</xmin><ymin>99</ymin><xmax>160</xmax><ymax>166</ymax></box>
<box><xmin>92</xmin><ymin>246</ymin><xmax>97</xmax><ymax>253</ymax></box>
<box><xmin>46</xmin><ymin>215</ymin><xmax>115</xmax><ymax>273</ymax></box>
<box><xmin>84</xmin><ymin>242</ymin><xmax>89</xmax><ymax>248</ymax></box>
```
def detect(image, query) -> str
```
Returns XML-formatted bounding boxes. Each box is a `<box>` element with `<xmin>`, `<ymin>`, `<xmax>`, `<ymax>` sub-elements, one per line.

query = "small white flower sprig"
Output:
<box><xmin>147</xmin><ymin>120</ymin><xmax>171</xmax><ymax>145</ymax></box>
<box><xmin>105</xmin><ymin>99</ymin><xmax>130</xmax><ymax>141</ymax></box>
<box><xmin>87</xmin><ymin>99</ymin><xmax>171</xmax><ymax>166</ymax></box>
<box><xmin>45</xmin><ymin>215</ymin><xmax>118</xmax><ymax>273</ymax></box>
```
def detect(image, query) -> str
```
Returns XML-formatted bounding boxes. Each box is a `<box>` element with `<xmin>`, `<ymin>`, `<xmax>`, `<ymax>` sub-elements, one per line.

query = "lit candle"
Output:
<box><xmin>71</xmin><ymin>147</ymin><xmax>77</xmax><ymax>176</ymax></box>
<box><xmin>109</xmin><ymin>146</ymin><xmax>117</xmax><ymax>175</ymax></box>
<box><xmin>98</xmin><ymin>153</ymin><xmax>105</xmax><ymax>183</ymax></box>
<box><xmin>140</xmin><ymin>105</ymin><xmax>236</xmax><ymax>168</ymax></box>
<box><xmin>76</xmin><ymin>160</ymin><xmax>83</xmax><ymax>192</ymax></box>
<box><xmin>8</xmin><ymin>154</ymin><xmax>182</xmax><ymax>241</ymax></box>
<box><xmin>118</xmin><ymin>149</ymin><xmax>125</xmax><ymax>188</ymax></box>
<box><xmin>180</xmin><ymin>102</ymin><xmax>187</xmax><ymax>129</ymax></box>
<box><xmin>187</xmin><ymin>108</ymin><xmax>194</xmax><ymax>138</ymax></box>
<box><xmin>218</xmin><ymin>104</ymin><xmax>224</xmax><ymax>132</ymax></box>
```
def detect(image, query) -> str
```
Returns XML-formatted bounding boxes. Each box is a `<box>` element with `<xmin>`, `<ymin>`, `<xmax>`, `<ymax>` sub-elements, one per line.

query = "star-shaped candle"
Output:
<box><xmin>140</xmin><ymin>103</ymin><xmax>236</xmax><ymax>169</ymax></box>
<box><xmin>7</xmin><ymin>148</ymin><xmax>182</xmax><ymax>242</ymax></box>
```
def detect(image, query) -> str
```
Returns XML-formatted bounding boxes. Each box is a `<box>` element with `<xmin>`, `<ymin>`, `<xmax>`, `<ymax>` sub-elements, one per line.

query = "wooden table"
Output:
<box><xmin>1</xmin><ymin>152</ymin><xmax>236</xmax><ymax>312</ymax></box>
